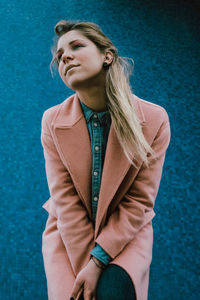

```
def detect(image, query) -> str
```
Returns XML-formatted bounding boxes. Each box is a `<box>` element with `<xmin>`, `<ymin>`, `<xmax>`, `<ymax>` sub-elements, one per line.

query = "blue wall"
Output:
<box><xmin>0</xmin><ymin>0</ymin><xmax>199</xmax><ymax>299</ymax></box>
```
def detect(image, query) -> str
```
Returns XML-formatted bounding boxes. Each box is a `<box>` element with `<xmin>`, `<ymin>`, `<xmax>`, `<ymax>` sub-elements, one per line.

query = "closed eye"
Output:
<box><xmin>56</xmin><ymin>54</ymin><xmax>62</xmax><ymax>62</ymax></box>
<box><xmin>55</xmin><ymin>51</ymin><xmax>63</xmax><ymax>63</ymax></box>
<box><xmin>72</xmin><ymin>44</ymin><xmax>84</xmax><ymax>50</ymax></box>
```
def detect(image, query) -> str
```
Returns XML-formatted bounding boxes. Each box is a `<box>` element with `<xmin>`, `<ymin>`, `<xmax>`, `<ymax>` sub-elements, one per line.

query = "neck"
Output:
<box><xmin>76</xmin><ymin>87</ymin><xmax>108</xmax><ymax>112</ymax></box>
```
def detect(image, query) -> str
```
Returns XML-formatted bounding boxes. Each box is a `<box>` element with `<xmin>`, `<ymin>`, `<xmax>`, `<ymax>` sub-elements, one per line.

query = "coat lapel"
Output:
<box><xmin>51</xmin><ymin>93</ymin><xmax>92</xmax><ymax>219</ymax></box>
<box><xmin>51</xmin><ymin>93</ymin><xmax>146</xmax><ymax>232</ymax></box>
<box><xmin>95</xmin><ymin>97</ymin><xmax>146</xmax><ymax>236</ymax></box>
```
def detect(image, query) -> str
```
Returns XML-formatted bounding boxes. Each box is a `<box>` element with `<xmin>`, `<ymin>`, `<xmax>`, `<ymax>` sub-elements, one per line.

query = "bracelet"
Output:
<box><xmin>91</xmin><ymin>256</ymin><xmax>106</xmax><ymax>269</ymax></box>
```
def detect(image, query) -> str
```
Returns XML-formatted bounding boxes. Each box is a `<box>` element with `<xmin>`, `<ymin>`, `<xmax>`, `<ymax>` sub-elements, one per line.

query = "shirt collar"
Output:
<box><xmin>79</xmin><ymin>100</ymin><xmax>111</xmax><ymax>125</ymax></box>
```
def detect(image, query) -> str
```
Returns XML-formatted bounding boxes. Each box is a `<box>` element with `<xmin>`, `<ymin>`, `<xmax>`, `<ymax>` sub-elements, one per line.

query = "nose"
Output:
<box><xmin>62</xmin><ymin>52</ymin><xmax>74</xmax><ymax>64</ymax></box>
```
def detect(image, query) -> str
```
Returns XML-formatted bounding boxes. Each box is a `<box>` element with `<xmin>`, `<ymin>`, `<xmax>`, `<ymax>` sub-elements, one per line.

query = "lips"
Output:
<box><xmin>64</xmin><ymin>64</ymin><xmax>80</xmax><ymax>75</ymax></box>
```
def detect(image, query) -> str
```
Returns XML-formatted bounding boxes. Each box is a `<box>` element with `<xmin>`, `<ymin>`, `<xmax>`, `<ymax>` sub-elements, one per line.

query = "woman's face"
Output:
<box><xmin>56</xmin><ymin>30</ymin><xmax>107</xmax><ymax>90</ymax></box>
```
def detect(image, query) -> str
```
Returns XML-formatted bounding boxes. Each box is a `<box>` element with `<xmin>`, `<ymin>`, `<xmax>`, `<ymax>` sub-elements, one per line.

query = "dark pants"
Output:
<box><xmin>79</xmin><ymin>264</ymin><xmax>136</xmax><ymax>300</ymax></box>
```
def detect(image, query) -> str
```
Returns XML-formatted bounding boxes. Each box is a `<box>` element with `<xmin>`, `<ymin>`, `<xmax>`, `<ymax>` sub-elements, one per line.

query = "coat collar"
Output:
<box><xmin>51</xmin><ymin>93</ymin><xmax>146</xmax><ymax>237</ymax></box>
<box><xmin>52</xmin><ymin>93</ymin><xmax>146</xmax><ymax>128</ymax></box>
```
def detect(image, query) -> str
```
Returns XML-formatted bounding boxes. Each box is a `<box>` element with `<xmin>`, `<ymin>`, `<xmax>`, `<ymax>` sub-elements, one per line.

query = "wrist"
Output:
<box><xmin>91</xmin><ymin>256</ymin><xmax>106</xmax><ymax>270</ymax></box>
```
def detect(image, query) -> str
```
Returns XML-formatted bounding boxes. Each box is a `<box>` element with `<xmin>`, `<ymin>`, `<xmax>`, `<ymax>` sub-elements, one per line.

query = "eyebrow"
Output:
<box><xmin>56</xmin><ymin>39</ymin><xmax>86</xmax><ymax>55</ymax></box>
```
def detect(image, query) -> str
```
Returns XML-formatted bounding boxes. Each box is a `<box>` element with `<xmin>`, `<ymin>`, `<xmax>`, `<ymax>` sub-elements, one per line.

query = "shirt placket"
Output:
<box><xmin>91</xmin><ymin>114</ymin><xmax>102</xmax><ymax>222</ymax></box>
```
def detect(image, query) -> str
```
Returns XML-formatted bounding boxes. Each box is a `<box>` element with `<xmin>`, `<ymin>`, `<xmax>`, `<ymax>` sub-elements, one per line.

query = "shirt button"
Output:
<box><xmin>94</xmin><ymin>196</ymin><xmax>98</xmax><ymax>201</ymax></box>
<box><xmin>93</xmin><ymin>171</ymin><xmax>98</xmax><ymax>176</ymax></box>
<box><xmin>93</xmin><ymin>122</ymin><xmax>98</xmax><ymax>127</ymax></box>
<box><xmin>95</xmin><ymin>146</ymin><xmax>99</xmax><ymax>151</ymax></box>
<box><xmin>93</xmin><ymin>114</ymin><xmax>98</xmax><ymax>118</ymax></box>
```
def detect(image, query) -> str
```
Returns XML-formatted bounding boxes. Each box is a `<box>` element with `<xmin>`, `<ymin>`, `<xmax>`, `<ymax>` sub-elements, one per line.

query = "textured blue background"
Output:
<box><xmin>0</xmin><ymin>1</ymin><xmax>199</xmax><ymax>299</ymax></box>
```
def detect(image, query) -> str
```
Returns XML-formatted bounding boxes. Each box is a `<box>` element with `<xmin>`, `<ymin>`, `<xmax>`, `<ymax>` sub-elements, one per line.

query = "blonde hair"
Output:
<box><xmin>50</xmin><ymin>20</ymin><xmax>155</xmax><ymax>167</ymax></box>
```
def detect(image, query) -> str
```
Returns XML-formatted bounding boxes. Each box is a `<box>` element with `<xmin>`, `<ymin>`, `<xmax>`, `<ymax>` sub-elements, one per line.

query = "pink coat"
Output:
<box><xmin>41</xmin><ymin>93</ymin><xmax>170</xmax><ymax>300</ymax></box>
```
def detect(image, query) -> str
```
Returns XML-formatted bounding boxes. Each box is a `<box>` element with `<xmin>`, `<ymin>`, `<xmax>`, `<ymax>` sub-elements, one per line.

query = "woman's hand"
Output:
<box><xmin>70</xmin><ymin>257</ymin><xmax>104</xmax><ymax>300</ymax></box>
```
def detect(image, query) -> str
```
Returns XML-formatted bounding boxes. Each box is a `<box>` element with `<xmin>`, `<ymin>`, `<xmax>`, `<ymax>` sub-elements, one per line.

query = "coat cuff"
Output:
<box><xmin>90</xmin><ymin>243</ymin><xmax>112</xmax><ymax>265</ymax></box>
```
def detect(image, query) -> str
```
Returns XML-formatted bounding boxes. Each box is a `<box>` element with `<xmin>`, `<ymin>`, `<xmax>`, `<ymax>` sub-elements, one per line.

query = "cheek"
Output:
<box><xmin>77</xmin><ymin>50</ymin><xmax>91</xmax><ymax>60</ymax></box>
<box><xmin>78</xmin><ymin>50</ymin><xmax>102</xmax><ymax>67</ymax></box>
<box><xmin>82</xmin><ymin>57</ymin><xmax>103</xmax><ymax>74</ymax></box>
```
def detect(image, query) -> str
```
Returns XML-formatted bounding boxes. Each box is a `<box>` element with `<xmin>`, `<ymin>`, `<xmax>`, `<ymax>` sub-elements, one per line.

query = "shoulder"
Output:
<box><xmin>41</xmin><ymin>93</ymin><xmax>71</xmax><ymax>135</ymax></box>
<box><xmin>41</xmin><ymin>103</ymin><xmax>61</xmax><ymax>134</ymax></box>
<box><xmin>42</xmin><ymin>102</ymin><xmax>62</xmax><ymax>123</ymax></box>
<box><xmin>133</xmin><ymin>95</ymin><xmax>171</xmax><ymax>146</ymax></box>
<box><xmin>41</xmin><ymin>94</ymin><xmax>74</xmax><ymax>131</ymax></box>
<box><xmin>133</xmin><ymin>94</ymin><xmax>170</xmax><ymax>126</ymax></box>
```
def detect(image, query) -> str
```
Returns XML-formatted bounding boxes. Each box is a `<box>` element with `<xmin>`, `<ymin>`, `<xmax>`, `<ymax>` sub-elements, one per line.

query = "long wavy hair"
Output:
<box><xmin>50</xmin><ymin>20</ymin><xmax>155</xmax><ymax>167</ymax></box>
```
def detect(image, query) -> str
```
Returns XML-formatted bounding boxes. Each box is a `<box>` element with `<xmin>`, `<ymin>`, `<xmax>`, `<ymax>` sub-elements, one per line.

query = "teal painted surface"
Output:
<box><xmin>0</xmin><ymin>0</ymin><xmax>199</xmax><ymax>299</ymax></box>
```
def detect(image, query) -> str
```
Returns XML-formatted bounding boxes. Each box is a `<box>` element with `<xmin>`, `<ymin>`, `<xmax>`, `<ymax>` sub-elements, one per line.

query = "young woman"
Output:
<box><xmin>41</xmin><ymin>20</ymin><xmax>170</xmax><ymax>300</ymax></box>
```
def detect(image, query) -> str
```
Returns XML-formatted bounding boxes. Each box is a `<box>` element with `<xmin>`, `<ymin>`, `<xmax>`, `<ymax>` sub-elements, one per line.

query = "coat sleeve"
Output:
<box><xmin>41</xmin><ymin>110</ymin><xmax>95</xmax><ymax>275</ymax></box>
<box><xmin>95</xmin><ymin>111</ymin><xmax>171</xmax><ymax>259</ymax></box>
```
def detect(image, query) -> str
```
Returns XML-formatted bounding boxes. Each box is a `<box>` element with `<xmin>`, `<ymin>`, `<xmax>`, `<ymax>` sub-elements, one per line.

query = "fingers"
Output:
<box><xmin>70</xmin><ymin>276</ymin><xmax>83</xmax><ymax>300</ymax></box>
<box><xmin>83</xmin><ymin>290</ymin><xmax>94</xmax><ymax>300</ymax></box>
<box><xmin>91</xmin><ymin>293</ymin><xmax>96</xmax><ymax>300</ymax></box>
<box><xmin>70</xmin><ymin>284</ymin><xmax>96</xmax><ymax>300</ymax></box>
<box><xmin>83</xmin><ymin>286</ymin><xmax>97</xmax><ymax>300</ymax></box>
